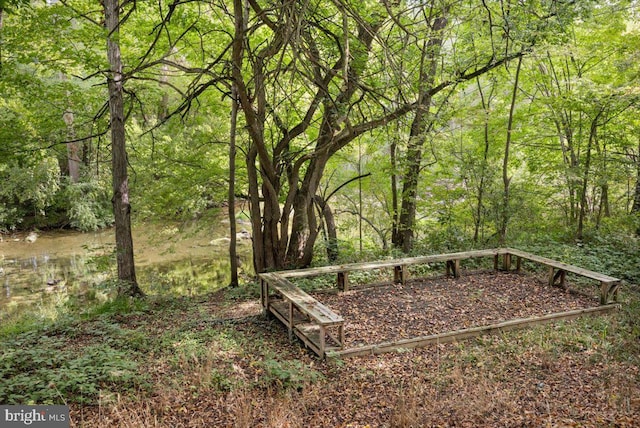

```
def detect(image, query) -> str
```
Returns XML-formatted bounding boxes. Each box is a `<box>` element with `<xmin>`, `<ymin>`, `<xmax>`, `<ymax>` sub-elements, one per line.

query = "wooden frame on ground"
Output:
<box><xmin>259</xmin><ymin>248</ymin><xmax>621</xmax><ymax>358</ymax></box>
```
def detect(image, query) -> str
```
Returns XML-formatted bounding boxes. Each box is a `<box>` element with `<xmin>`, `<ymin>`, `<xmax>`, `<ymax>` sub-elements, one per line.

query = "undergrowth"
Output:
<box><xmin>0</xmin><ymin>326</ymin><xmax>150</xmax><ymax>404</ymax></box>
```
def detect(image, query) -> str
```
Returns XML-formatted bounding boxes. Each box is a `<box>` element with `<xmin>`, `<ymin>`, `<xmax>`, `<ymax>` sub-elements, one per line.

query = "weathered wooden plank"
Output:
<box><xmin>327</xmin><ymin>304</ymin><xmax>620</xmax><ymax>358</ymax></box>
<box><xmin>260</xmin><ymin>272</ymin><xmax>343</xmax><ymax>326</ymax></box>
<box><xmin>504</xmin><ymin>248</ymin><xmax>619</xmax><ymax>283</ymax></box>
<box><xmin>394</xmin><ymin>265</ymin><xmax>407</xmax><ymax>284</ymax></box>
<box><xmin>294</xmin><ymin>324</ymin><xmax>322</xmax><ymax>356</ymax></box>
<box><xmin>269</xmin><ymin>301</ymin><xmax>309</xmax><ymax>326</ymax></box>
<box><xmin>300</xmin><ymin>301</ymin><xmax>344</xmax><ymax>325</ymax></box>
<box><xmin>503</xmin><ymin>253</ymin><xmax>511</xmax><ymax>271</ymax></box>
<box><xmin>261</xmin><ymin>273</ymin><xmax>316</xmax><ymax>303</ymax></box>
<box><xmin>272</xmin><ymin>248</ymin><xmax>504</xmax><ymax>279</ymax></box>
<box><xmin>338</xmin><ymin>271</ymin><xmax>349</xmax><ymax>291</ymax></box>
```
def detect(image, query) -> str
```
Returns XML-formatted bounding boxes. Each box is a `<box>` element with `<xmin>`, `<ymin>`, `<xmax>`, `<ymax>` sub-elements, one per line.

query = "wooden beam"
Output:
<box><xmin>445</xmin><ymin>260</ymin><xmax>460</xmax><ymax>278</ymax></box>
<box><xmin>338</xmin><ymin>271</ymin><xmax>349</xmax><ymax>291</ymax></box>
<box><xmin>394</xmin><ymin>265</ymin><xmax>407</xmax><ymax>284</ymax></box>
<box><xmin>548</xmin><ymin>266</ymin><xmax>555</xmax><ymax>287</ymax></box>
<box><xmin>504</xmin><ymin>248</ymin><xmax>619</xmax><ymax>283</ymax></box>
<box><xmin>319</xmin><ymin>325</ymin><xmax>326</xmax><ymax>357</ymax></box>
<box><xmin>288</xmin><ymin>301</ymin><xmax>294</xmax><ymax>340</ymax></box>
<box><xmin>327</xmin><ymin>304</ymin><xmax>620</xmax><ymax>358</ymax></box>
<box><xmin>260</xmin><ymin>278</ymin><xmax>266</xmax><ymax>309</ymax></box>
<box><xmin>503</xmin><ymin>253</ymin><xmax>511</xmax><ymax>271</ymax></box>
<box><xmin>273</xmin><ymin>249</ymin><xmax>503</xmax><ymax>279</ymax></box>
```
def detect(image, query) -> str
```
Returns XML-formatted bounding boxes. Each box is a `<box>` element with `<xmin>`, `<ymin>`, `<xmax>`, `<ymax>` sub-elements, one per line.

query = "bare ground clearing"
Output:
<box><xmin>313</xmin><ymin>271</ymin><xmax>599</xmax><ymax>348</ymax></box>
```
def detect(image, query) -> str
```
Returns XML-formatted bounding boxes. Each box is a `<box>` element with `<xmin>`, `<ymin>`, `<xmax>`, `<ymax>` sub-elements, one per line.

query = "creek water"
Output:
<box><xmin>0</xmin><ymin>215</ymin><xmax>253</xmax><ymax>322</ymax></box>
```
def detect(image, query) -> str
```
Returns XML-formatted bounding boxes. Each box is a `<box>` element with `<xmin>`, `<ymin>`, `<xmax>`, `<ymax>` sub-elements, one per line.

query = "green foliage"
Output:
<box><xmin>0</xmin><ymin>157</ymin><xmax>60</xmax><ymax>229</ymax></box>
<box><xmin>0</xmin><ymin>326</ymin><xmax>149</xmax><ymax>404</ymax></box>
<box><xmin>128</xmin><ymin>116</ymin><xmax>231</xmax><ymax>221</ymax></box>
<box><xmin>64</xmin><ymin>180</ymin><xmax>113</xmax><ymax>232</ymax></box>
<box><xmin>77</xmin><ymin>295</ymin><xmax>149</xmax><ymax>320</ymax></box>
<box><xmin>257</xmin><ymin>357</ymin><xmax>323</xmax><ymax>391</ymax></box>
<box><xmin>513</xmin><ymin>225</ymin><xmax>640</xmax><ymax>283</ymax></box>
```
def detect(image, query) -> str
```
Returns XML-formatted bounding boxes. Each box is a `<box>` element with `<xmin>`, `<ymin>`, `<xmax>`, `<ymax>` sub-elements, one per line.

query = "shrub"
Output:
<box><xmin>64</xmin><ymin>180</ymin><xmax>112</xmax><ymax>232</ymax></box>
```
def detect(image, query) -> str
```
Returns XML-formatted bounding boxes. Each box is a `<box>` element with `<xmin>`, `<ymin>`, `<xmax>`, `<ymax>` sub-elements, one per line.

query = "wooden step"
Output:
<box><xmin>295</xmin><ymin>324</ymin><xmax>342</xmax><ymax>349</ymax></box>
<box><xmin>294</xmin><ymin>324</ymin><xmax>322</xmax><ymax>355</ymax></box>
<box><xmin>269</xmin><ymin>300</ymin><xmax>309</xmax><ymax>325</ymax></box>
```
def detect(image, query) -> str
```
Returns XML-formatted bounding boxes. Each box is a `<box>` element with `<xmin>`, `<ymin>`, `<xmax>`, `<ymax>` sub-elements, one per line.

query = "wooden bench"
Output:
<box><xmin>503</xmin><ymin>248</ymin><xmax>621</xmax><ymax>304</ymax></box>
<box><xmin>274</xmin><ymin>248</ymin><xmax>504</xmax><ymax>291</ymax></box>
<box><xmin>259</xmin><ymin>272</ymin><xmax>344</xmax><ymax>358</ymax></box>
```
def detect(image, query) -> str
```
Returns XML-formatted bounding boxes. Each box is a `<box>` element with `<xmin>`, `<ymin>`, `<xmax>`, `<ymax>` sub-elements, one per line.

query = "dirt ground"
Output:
<box><xmin>315</xmin><ymin>271</ymin><xmax>599</xmax><ymax>348</ymax></box>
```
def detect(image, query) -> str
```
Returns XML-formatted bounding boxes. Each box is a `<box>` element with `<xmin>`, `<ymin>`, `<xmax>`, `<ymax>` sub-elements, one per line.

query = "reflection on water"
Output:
<box><xmin>0</xmin><ymin>217</ymin><xmax>253</xmax><ymax>322</ymax></box>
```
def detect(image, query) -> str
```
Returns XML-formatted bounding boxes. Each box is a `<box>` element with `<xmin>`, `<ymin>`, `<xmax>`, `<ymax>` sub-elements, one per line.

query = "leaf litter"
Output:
<box><xmin>68</xmin><ymin>271</ymin><xmax>640</xmax><ymax>427</ymax></box>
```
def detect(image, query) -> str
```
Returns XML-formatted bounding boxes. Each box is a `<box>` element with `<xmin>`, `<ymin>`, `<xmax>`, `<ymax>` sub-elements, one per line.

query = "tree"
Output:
<box><xmin>104</xmin><ymin>0</ymin><xmax>143</xmax><ymax>297</ymax></box>
<box><xmin>633</xmin><ymin>137</ymin><xmax>640</xmax><ymax>235</ymax></box>
<box><xmin>231</xmin><ymin>0</ymin><xmax>418</xmax><ymax>271</ymax></box>
<box><xmin>393</xmin><ymin>3</ymin><xmax>450</xmax><ymax>253</ymax></box>
<box><xmin>472</xmin><ymin>75</ymin><xmax>497</xmax><ymax>243</ymax></box>
<box><xmin>389</xmin><ymin>0</ymin><xmax>566</xmax><ymax>252</ymax></box>
<box><xmin>229</xmin><ymin>62</ymin><xmax>241</xmax><ymax>287</ymax></box>
<box><xmin>530</xmin><ymin>5</ymin><xmax>639</xmax><ymax>238</ymax></box>
<box><xmin>498</xmin><ymin>55</ymin><xmax>522</xmax><ymax>245</ymax></box>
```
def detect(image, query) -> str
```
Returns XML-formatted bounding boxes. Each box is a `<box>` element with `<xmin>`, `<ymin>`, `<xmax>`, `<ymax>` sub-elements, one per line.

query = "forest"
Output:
<box><xmin>1</xmin><ymin>0</ymin><xmax>640</xmax><ymax>426</ymax></box>
<box><xmin>1</xmin><ymin>0</ymin><xmax>638</xmax><ymax>278</ymax></box>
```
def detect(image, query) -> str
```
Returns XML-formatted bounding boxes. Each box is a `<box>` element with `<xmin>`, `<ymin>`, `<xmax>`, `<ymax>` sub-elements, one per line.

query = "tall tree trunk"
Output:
<box><xmin>58</xmin><ymin>73</ymin><xmax>82</xmax><ymax>183</ymax></box>
<box><xmin>246</xmin><ymin>146</ymin><xmax>264</xmax><ymax>273</ymax></box>
<box><xmin>576</xmin><ymin>114</ymin><xmax>600</xmax><ymax>240</ymax></box>
<box><xmin>105</xmin><ymin>0</ymin><xmax>143</xmax><ymax>297</ymax></box>
<box><xmin>229</xmin><ymin>0</ymin><xmax>247</xmax><ymax>284</ymax></box>
<box><xmin>314</xmin><ymin>195</ymin><xmax>338</xmax><ymax>263</ymax></box>
<box><xmin>596</xmin><ymin>183</ymin><xmax>609</xmax><ymax>229</ymax></box>
<box><xmin>498</xmin><ymin>55</ymin><xmax>523</xmax><ymax>246</ymax></box>
<box><xmin>394</xmin><ymin>13</ymin><xmax>448</xmax><ymax>253</ymax></box>
<box><xmin>390</xmin><ymin>130</ymin><xmax>400</xmax><ymax>246</ymax></box>
<box><xmin>228</xmin><ymin>85</ymin><xmax>239</xmax><ymax>287</ymax></box>
<box><xmin>62</xmin><ymin>109</ymin><xmax>81</xmax><ymax>183</ymax></box>
<box><xmin>595</xmin><ymin>140</ymin><xmax>610</xmax><ymax>229</ymax></box>
<box><xmin>0</xmin><ymin>8</ymin><xmax>4</xmax><ymax>72</ymax></box>
<box><xmin>633</xmin><ymin>140</ymin><xmax>640</xmax><ymax>236</ymax></box>
<box><xmin>474</xmin><ymin>76</ymin><xmax>493</xmax><ymax>243</ymax></box>
<box><xmin>287</xmin><ymin>151</ymin><xmax>329</xmax><ymax>266</ymax></box>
